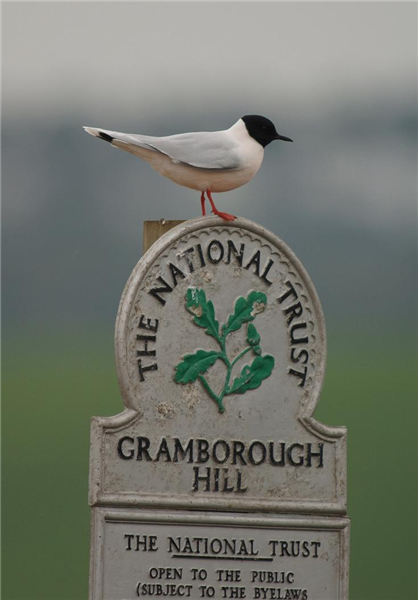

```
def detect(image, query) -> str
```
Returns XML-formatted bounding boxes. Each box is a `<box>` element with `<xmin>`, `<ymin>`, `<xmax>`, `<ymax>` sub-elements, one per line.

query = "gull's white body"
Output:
<box><xmin>84</xmin><ymin>119</ymin><xmax>264</xmax><ymax>193</ymax></box>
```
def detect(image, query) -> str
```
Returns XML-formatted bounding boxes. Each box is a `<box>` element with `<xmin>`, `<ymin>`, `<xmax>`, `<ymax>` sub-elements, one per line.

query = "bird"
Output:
<box><xmin>83</xmin><ymin>115</ymin><xmax>293</xmax><ymax>221</ymax></box>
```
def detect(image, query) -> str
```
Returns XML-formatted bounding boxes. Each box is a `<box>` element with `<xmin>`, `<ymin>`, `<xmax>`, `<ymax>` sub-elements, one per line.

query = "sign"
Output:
<box><xmin>89</xmin><ymin>217</ymin><xmax>349</xmax><ymax>599</ymax></box>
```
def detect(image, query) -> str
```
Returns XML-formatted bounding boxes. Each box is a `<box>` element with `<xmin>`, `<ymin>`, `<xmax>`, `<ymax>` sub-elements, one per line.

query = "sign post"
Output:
<box><xmin>89</xmin><ymin>217</ymin><xmax>350</xmax><ymax>599</ymax></box>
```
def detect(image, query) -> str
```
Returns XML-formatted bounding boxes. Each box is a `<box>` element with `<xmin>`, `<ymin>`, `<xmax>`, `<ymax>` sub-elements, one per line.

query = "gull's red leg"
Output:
<box><xmin>200</xmin><ymin>191</ymin><xmax>206</xmax><ymax>216</ymax></box>
<box><xmin>206</xmin><ymin>190</ymin><xmax>236</xmax><ymax>221</ymax></box>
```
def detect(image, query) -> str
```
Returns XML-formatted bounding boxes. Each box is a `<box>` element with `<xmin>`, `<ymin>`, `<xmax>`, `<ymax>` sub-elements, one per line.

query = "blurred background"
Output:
<box><xmin>2</xmin><ymin>2</ymin><xmax>417</xmax><ymax>599</ymax></box>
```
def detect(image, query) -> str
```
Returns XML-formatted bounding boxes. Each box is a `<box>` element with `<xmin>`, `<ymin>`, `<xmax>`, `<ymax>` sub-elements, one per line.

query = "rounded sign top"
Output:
<box><xmin>115</xmin><ymin>217</ymin><xmax>326</xmax><ymax>428</ymax></box>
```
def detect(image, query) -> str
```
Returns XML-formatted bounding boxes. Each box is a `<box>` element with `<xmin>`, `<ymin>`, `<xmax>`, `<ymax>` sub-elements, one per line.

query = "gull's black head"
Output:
<box><xmin>242</xmin><ymin>115</ymin><xmax>293</xmax><ymax>148</ymax></box>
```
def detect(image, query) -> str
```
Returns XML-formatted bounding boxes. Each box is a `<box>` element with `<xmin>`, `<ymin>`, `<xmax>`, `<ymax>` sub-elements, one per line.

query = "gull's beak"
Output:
<box><xmin>275</xmin><ymin>133</ymin><xmax>293</xmax><ymax>142</ymax></box>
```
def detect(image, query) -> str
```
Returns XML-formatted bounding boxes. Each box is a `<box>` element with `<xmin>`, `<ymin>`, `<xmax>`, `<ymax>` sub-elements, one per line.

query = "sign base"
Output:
<box><xmin>90</xmin><ymin>508</ymin><xmax>350</xmax><ymax>600</ymax></box>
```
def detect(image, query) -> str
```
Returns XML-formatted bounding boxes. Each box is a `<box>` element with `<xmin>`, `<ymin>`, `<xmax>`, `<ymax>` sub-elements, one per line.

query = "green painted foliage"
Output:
<box><xmin>225</xmin><ymin>291</ymin><xmax>267</xmax><ymax>334</ymax></box>
<box><xmin>185</xmin><ymin>287</ymin><xmax>220</xmax><ymax>341</ymax></box>
<box><xmin>174</xmin><ymin>349</ymin><xmax>220</xmax><ymax>384</ymax></box>
<box><xmin>229</xmin><ymin>355</ymin><xmax>275</xmax><ymax>395</ymax></box>
<box><xmin>247</xmin><ymin>323</ymin><xmax>261</xmax><ymax>347</ymax></box>
<box><xmin>175</xmin><ymin>287</ymin><xmax>274</xmax><ymax>412</ymax></box>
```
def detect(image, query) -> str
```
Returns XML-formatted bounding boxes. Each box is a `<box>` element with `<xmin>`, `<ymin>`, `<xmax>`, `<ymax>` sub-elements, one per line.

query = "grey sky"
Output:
<box><xmin>3</xmin><ymin>2</ymin><xmax>416</xmax><ymax>119</ymax></box>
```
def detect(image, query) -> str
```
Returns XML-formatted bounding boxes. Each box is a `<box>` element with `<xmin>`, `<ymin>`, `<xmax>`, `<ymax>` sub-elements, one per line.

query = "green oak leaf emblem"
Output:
<box><xmin>174</xmin><ymin>288</ymin><xmax>275</xmax><ymax>413</ymax></box>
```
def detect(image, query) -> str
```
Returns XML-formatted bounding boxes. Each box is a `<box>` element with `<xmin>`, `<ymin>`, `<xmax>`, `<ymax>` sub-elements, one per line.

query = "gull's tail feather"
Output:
<box><xmin>83</xmin><ymin>126</ymin><xmax>114</xmax><ymax>143</ymax></box>
<box><xmin>83</xmin><ymin>126</ymin><xmax>162</xmax><ymax>163</ymax></box>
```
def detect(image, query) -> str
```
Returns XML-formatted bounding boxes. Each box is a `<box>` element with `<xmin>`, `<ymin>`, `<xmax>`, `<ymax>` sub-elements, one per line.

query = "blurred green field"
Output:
<box><xmin>2</xmin><ymin>331</ymin><xmax>417</xmax><ymax>600</ymax></box>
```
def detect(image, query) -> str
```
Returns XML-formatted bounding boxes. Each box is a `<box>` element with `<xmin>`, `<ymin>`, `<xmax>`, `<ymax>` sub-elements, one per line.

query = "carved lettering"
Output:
<box><xmin>278</xmin><ymin>280</ymin><xmax>310</xmax><ymax>387</ymax></box>
<box><xmin>149</xmin><ymin>276</ymin><xmax>173</xmax><ymax>305</ymax></box>
<box><xmin>226</xmin><ymin>240</ymin><xmax>245</xmax><ymax>266</ymax></box>
<box><xmin>244</xmin><ymin>249</ymin><xmax>261</xmax><ymax>276</ymax></box>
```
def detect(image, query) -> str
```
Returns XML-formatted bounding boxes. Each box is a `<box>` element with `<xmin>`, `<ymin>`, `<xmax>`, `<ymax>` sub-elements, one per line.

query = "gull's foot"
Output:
<box><xmin>212</xmin><ymin>210</ymin><xmax>237</xmax><ymax>221</ymax></box>
<box><xmin>205</xmin><ymin>190</ymin><xmax>236</xmax><ymax>221</ymax></box>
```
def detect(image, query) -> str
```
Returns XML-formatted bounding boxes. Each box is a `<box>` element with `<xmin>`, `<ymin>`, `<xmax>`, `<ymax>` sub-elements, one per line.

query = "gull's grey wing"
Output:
<box><xmin>114</xmin><ymin>130</ymin><xmax>242</xmax><ymax>170</ymax></box>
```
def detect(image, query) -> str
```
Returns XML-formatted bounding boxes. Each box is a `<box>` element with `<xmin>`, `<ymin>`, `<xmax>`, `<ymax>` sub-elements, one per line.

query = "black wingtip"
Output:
<box><xmin>98</xmin><ymin>131</ymin><xmax>114</xmax><ymax>143</ymax></box>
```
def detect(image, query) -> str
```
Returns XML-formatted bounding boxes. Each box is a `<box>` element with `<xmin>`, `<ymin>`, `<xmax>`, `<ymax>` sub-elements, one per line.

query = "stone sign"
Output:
<box><xmin>89</xmin><ymin>217</ymin><xmax>350</xmax><ymax>599</ymax></box>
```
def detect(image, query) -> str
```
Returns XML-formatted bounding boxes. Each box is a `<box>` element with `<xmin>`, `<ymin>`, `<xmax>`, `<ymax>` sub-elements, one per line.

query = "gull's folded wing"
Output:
<box><xmin>111</xmin><ymin>130</ymin><xmax>241</xmax><ymax>170</ymax></box>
